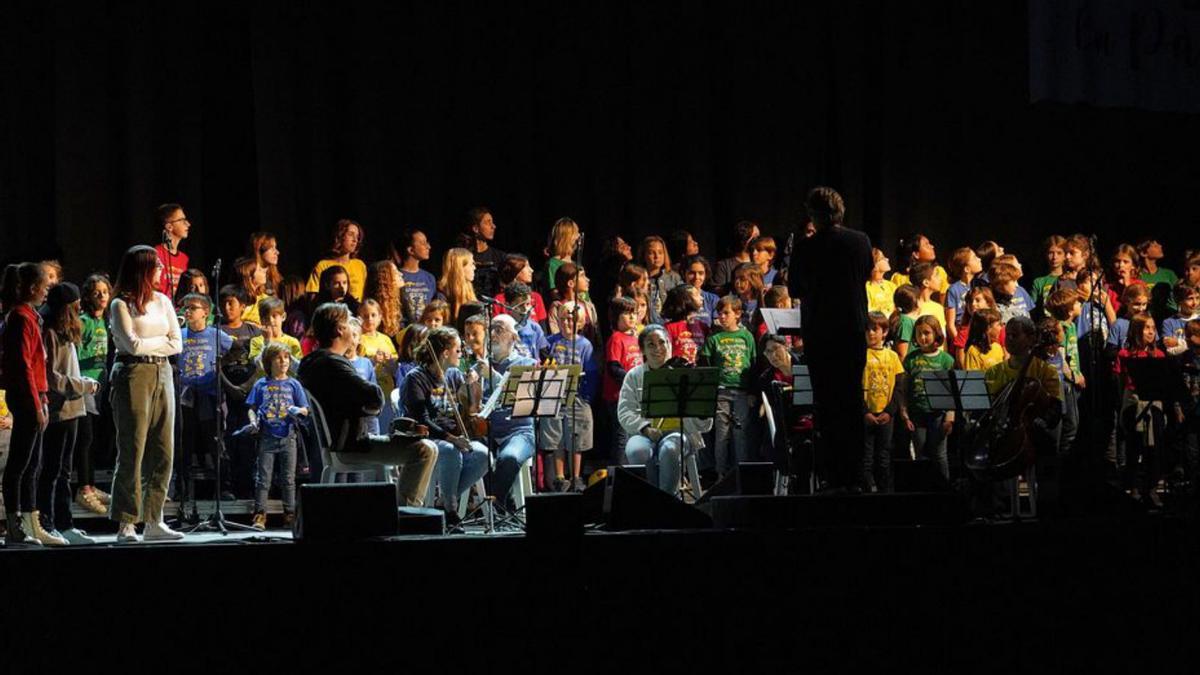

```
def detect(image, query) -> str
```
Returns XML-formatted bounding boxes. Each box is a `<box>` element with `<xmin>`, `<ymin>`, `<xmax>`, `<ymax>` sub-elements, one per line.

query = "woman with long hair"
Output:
<box><xmin>234</xmin><ymin>256</ymin><xmax>270</xmax><ymax>325</ymax></box>
<box><xmin>398</xmin><ymin>326</ymin><xmax>489</xmax><ymax>527</ymax></box>
<box><xmin>107</xmin><ymin>245</ymin><xmax>183</xmax><ymax>542</ymax></box>
<box><xmin>248</xmin><ymin>231</ymin><xmax>284</xmax><ymax>296</ymax></box>
<box><xmin>1</xmin><ymin>262</ymin><xmax>54</xmax><ymax>544</ymax></box>
<box><xmin>437</xmin><ymin>248</ymin><xmax>478</xmax><ymax>326</ymax></box>
<box><xmin>305</xmin><ymin>218</ymin><xmax>368</xmax><ymax>301</ymax></box>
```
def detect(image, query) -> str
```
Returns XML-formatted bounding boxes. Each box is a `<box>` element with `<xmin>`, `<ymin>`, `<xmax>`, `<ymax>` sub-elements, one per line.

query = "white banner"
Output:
<box><xmin>1029</xmin><ymin>0</ymin><xmax>1200</xmax><ymax>113</ymax></box>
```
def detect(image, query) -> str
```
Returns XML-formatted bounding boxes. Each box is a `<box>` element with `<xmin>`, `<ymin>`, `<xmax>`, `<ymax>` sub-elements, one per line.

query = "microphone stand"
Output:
<box><xmin>187</xmin><ymin>258</ymin><xmax>256</xmax><ymax>534</ymax></box>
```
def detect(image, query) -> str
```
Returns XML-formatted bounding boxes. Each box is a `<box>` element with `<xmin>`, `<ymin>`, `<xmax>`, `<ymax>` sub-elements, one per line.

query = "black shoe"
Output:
<box><xmin>444</xmin><ymin>508</ymin><xmax>462</xmax><ymax>529</ymax></box>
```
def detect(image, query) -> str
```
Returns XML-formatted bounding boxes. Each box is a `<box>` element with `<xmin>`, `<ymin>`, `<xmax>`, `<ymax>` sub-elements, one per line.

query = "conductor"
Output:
<box><xmin>789</xmin><ymin>187</ymin><xmax>874</xmax><ymax>491</ymax></box>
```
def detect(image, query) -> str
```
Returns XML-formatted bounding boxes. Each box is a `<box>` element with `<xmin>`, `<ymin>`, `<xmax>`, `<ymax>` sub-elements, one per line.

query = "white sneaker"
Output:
<box><xmin>143</xmin><ymin>520</ymin><xmax>184</xmax><ymax>541</ymax></box>
<box><xmin>61</xmin><ymin>528</ymin><xmax>97</xmax><ymax>545</ymax></box>
<box><xmin>115</xmin><ymin>523</ymin><xmax>141</xmax><ymax>544</ymax></box>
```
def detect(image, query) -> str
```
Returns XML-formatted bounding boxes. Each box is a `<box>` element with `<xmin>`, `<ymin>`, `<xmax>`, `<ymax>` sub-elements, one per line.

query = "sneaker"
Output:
<box><xmin>115</xmin><ymin>523</ymin><xmax>140</xmax><ymax>544</ymax></box>
<box><xmin>75</xmin><ymin>487</ymin><xmax>108</xmax><ymax>515</ymax></box>
<box><xmin>553</xmin><ymin>478</ymin><xmax>571</xmax><ymax>493</ymax></box>
<box><xmin>572</xmin><ymin>477</ymin><xmax>586</xmax><ymax>492</ymax></box>
<box><xmin>27</xmin><ymin>512</ymin><xmax>68</xmax><ymax>546</ymax></box>
<box><xmin>93</xmin><ymin>487</ymin><xmax>112</xmax><ymax>506</ymax></box>
<box><xmin>61</xmin><ymin>528</ymin><xmax>97</xmax><ymax>545</ymax></box>
<box><xmin>143</xmin><ymin>520</ymin><xmax>185</xmax><ymax>542</ymax></box>
<box><xmin>251</xmin><ymin>512</ymin><xmax>267</xmax><ymax>531</ymax></box>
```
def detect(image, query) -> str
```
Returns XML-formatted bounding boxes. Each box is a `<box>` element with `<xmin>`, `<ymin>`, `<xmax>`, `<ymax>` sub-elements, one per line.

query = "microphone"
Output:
<box><xmin>479</xmin><ymin>295</ymin><xmax>516</xmax><ymax>310</ymax></box>
<box><xmin>211</xmin><ymin>258</ymin><xmax>223</xmax><ymax>283</ymax></box>
<box><xmin>575</xmin><ymin>232</ymin><xmax>585</xmax><ymax>253</ymax></box>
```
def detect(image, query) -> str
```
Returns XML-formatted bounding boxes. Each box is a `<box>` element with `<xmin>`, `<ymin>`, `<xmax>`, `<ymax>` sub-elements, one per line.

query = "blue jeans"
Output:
<box><xmin>433</xmin><ymin>439</ymin><xmax>490</xmax><ymax>512</ymax></box>
<box><xmin>713</xmin><ymin>389</ymin><xmax>755</xmax><ymax>477</ymax></box>
<box><xmin>911</xmin><ymin>412</ymin><xmax>949</xmax><ymax>480</ymax></box>
<box><xmin>491</xmin><ymin>430</ymin><xmax>535</xmax><ymax>502</ymax></box>
<box><xmin>255</xmin><ymin>433</ymin><xmax>297</xmax><ymax>513</ymax></box>
<box><xmin>624</xmin><ymin>432</ymin><xmax>684</xmax><ymax>495</ymax></box>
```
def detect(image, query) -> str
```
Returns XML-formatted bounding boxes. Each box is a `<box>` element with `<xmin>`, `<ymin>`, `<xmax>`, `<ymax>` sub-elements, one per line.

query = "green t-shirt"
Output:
<box><xmin>896</xmin><ymin>314</ymin><xmax>916</xmax><ymax>345</ymax></box>
<box><xmin>1140</xmin><ymin>268</ymin><xmax>1178</xmax><ymax>288</ymax></box>
<box><xmin>78</xmin><ymin>313</ymin><xmax>109</xmax><ymax>383</ymax></box>
<box><xmin>1060</xmin><ymin>320</ymin><xmax>1080</xmax><ymax>378</ymax></box>
<box><xmin>1031</xmin><ymin>273</ymin><xmax>1062</xmax><ymax>307</ymax></box>
<box><xmin>903</xmin><ymin>348</ymin><xmax>955</xmax><ymax>414</ymax></box>
<box><xmin>700</xmin><ymin>326</ymin><xmax>757</xmax><ymax>389</ymax></box>
<box><xmin>1142</xmin><ymin>268</ymin><xmax>1180</xmax><ymax>312</ymax></box>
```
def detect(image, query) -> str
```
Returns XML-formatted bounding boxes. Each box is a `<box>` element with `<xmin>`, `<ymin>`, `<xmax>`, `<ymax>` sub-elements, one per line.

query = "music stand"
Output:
<box><xmin>919</xmin><ymin>370</ymin><xmax>991</xmax><ymax>482</ymax></box>
<box><xmin>1124</xmin><ymin>358</ymin><xmax>1190</xmax><ymax>447</ymax></box>
<box><xmin>491</xmin><ymin>365</ymin><xmax>581</xmax><ymax>529</ymax></box>
<box><xmin>640</xmin><ymin>367</ymin><xmax>719</xmax><ymax>500</ymax></box>
<box><xmin>759</xmin><ymin>307</ymin><xmax>802</xmax><ymax>337</ymax></box>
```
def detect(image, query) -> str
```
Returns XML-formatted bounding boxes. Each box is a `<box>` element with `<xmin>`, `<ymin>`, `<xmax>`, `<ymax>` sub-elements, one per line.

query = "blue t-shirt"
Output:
<box><xmin>762</xmin><ymin>267</ymin><xmax>779</xmax><ymax>288</ymax></box>
<box><xmin>1015</xmin><ymin>286</ymin><xmax>1035</xmax><ymax>314</ymax></box>
<box><xmin>245</xmin><ymin>376</ymin><xmax>309</xmax><ymax>439</ymax></box>
<box><xmin>547</xmin><ymin>333</ymin><xmax>598</xmax><ymax>403</ymax></box>
<box><xmin>351</xmin><ymin>355</ymin><xmax>378</xmax><ymax>386</ymax></box>
<box><xmin>1108</xmin><ymin>318</ymin><xmax>1130</xmax><ymax>350</ymax></box>
<box><xmin>697</xmin><ymin>289</ymin><xmax>720</xmax><ymax>326</ymax></box>
<box><xmin>515</xmin><ymin>317</ymin><xmax>549</xmax><ymax>361</ymax></box>
<box><xmin>946</xmin><ymin>281</ymin><xmax>970</xmax><ymax>328</ymax></box>
<box><xmin>1162</xmin><ymin>315</ymin><xmax>1199</xmax><ymax>347</ymax></box>
<box><xmin>400</xmin><ymin>269</ymin><xmax>438</xmax><ymax>323</ymax></box>
<box><xmin>180</xmin><ymin>326</ymin><xmax>233</xmax><ymax>396</ymax></box>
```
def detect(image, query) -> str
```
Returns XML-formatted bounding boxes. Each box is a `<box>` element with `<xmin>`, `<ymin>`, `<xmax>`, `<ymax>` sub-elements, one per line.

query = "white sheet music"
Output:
<box><xmin>478</xmin><ymin>372</ymin><xmax>509</xmax><ymax>419</ymax></box>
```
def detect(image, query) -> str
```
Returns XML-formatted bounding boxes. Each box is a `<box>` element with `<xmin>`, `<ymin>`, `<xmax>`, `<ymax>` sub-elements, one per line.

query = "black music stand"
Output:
<box><xmin>920</xmin><ymin>370</ymin><xmax>991</xmax><ymax>484</ymax></box>
<box><xmin>490</xmin><ymin>365</ymin><xmax>580</xmax><ymax>529</ymax></box>
<box><xmin>1124</xmin><ymin>358</ymin><xmax>1190</xmax><ymax>446</ymax></box>
<box><xmin>640</xmin><ymin>367</ymin><xmax>719</xmax><ymax>500</ymax></box>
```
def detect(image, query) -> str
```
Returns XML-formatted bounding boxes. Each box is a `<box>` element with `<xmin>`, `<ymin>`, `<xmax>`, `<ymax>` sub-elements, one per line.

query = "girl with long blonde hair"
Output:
<box><xmin>438</xmin><ymin>248</ymin><xmax>478</xmax><ymax>325</ymax></box>
<box><xmin>543</xmin><ymin>217</ymin><xmax>581</xmax><ymax>293</ymax></box>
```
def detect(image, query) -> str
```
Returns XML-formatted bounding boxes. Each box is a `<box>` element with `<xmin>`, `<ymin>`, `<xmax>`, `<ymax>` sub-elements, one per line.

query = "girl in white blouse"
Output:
<box><xmin>108</xmin><ymin>245</ymin><xmax>184</xmax><ymax>543</ymax></box>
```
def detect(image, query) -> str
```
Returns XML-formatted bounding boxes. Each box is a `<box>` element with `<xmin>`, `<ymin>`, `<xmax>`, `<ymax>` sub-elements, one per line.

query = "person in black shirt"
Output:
<box><xmin>789</xmin><ymin>187</ymin><xmax>874</xmax><ymax>491</ymax></box>
<box><xmin>458</xmin><ymin>207</ymin><xmax>506</xmax><ymax>298</ymax></box>
<box><xmin>297</xmin><ymin>302</ymin><xmax>436</xmax><ymax>506</ymax></box>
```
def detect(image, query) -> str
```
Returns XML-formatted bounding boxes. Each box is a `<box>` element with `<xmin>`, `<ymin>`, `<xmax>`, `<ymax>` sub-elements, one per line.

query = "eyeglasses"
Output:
<box><xmin>167</xmin><ymin>217</ymin><xmax>189</xmax><ymax>225</ymax></box>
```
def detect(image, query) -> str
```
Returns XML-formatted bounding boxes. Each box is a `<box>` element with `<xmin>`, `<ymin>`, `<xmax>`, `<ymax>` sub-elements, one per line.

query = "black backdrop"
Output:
<box><xmin>3</xmin><ymin>1</ymin><xmax>1198</xmax><ymax>283</ymax></box>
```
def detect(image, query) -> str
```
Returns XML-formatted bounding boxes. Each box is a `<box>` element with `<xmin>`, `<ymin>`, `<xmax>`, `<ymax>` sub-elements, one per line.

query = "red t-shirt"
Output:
<box><xmin>155</xmin><ymin>243</ymin><xmax>189</xmax><ymax>298</ymax></box>
<box><xmin>666</xmin><ymin>319</ymin><xmax>709</xmax><ymax>365</ymax></box>
<box><xmin>602</xmin><ymin>331</ymin><xmax>643</xmax><ymax>402</ymax></box>
<box><xmin>1</xmin><ymin>304</ymin><xmax>49</xmax><ymax>409</ymax></box>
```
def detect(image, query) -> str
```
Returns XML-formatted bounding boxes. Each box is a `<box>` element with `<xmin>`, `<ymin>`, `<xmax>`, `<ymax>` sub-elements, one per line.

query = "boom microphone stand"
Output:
<box><xmin>187</xmin><ymin>258</ymin><xmax>256</xmax><ymax>534</ymax></box>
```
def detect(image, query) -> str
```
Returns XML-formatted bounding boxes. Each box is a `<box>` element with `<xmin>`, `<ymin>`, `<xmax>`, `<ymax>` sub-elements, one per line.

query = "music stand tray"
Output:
<box><xmin>502</xmin><ymin>365</ymin><xmax>582</xmax><ymax>418</ymax></box>
<box><xmin>640</xmin><ymin>367</ymin><xmax>720</xmax><ymax>420</ymax></box>
<box><xmin>759</xmin><ymin>307</ymin><xmax>802</xmax><ymax>337</ymax></box>
<box><xmin>918</xmin><ymin>370</ymin><xmax>992</xmax><ymax>414</ymax></box>
<box><xmin>1124</xmin><ymin>358</ymin><xmax>1190</xmax><ymax>404</ymax></box>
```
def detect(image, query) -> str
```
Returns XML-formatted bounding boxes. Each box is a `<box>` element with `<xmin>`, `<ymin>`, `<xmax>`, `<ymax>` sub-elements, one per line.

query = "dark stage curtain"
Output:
<box><xmin>3</xmin><ymin>1</ymin><xmax>1198</xmax><ymax>282</ymax></box>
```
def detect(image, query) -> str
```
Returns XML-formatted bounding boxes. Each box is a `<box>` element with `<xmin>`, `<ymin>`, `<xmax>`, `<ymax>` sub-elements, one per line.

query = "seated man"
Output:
<box><xmin>297</xmin><ymin>302</ymin><xmax>437</xmax><ymax>506</ymax></box>
<box><xmin>617</xmin><ymin>325</ymin><xmax>714</xmax><ymax>495</ymax></box>
<box><xmin>478</xmin><ymin>314</ymin><xmax>537</xmax><ymax>509</ymax></box>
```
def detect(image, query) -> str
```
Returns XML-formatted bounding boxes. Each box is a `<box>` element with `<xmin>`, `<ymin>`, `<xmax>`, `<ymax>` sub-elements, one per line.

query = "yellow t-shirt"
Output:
<box><xmin>241</xmin><ymin>293</ymin><xmax>271</xmax><ymax>326</ymax></box>
<box><xmin>866</xmin><ymin>279</ymin><xmax>897</xmax><ymax>316</ymax></box>
<box><xmin>891</xmin><ymin>265</ymin><xmax>950</xmax><ymax>299</ymax></box>
<box><xmin>0</xmin><ymin>390</ymin><xmax>9</xmax><ymax>418</ymax></box>
<box><xmin>863</xmin><ymin>347</ymin><xmax>905</xmax><ymax>414</ymax></box>
<box><xmin>249</xmin><ymin>334</ymin><xmax>303</xmax><ymax>363</ymax></box>
<box><xmin>984</xmin><ymin>357</ymin><xmax>1063</xmax><ymax>401</ymax></box>
<box><xmin>917</xmin><ymin>299</ymin><xmax>947</xmax><ymax>332</ymax></box>
<box><xmin>962</xmin><ymin>342</ymin><xmax>1005</xmax><ymax>372</ymax></box>
<box><xmin>360</xmin><ymin>331</ymin><xmax>399</xmax><ymax>394</ymax></box>
<box><xmin>305</xmin><ymin>258</ymin><xmax>368</xmax><ymax>301</ymax></box>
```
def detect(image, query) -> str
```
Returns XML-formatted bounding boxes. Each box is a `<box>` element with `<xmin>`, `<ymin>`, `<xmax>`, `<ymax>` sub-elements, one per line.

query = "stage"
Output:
<box><xmin>4</xmin><ymin>507</ymin><xmax>1198</xmax><ymax>672</ymax></box>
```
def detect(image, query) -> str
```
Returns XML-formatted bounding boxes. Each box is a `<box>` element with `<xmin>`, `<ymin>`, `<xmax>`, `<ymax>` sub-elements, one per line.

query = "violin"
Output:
<box><xmin>964</xmin><ymin>335</ymin><xmax>1061</xmax><ymax>481</ymax></box>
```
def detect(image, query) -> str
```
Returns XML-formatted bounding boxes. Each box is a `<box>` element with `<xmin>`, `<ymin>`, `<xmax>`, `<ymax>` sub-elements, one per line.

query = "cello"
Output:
<box><xmin>964</xmin><ymin>333</ymin><xmax>1061</xmax><ymax>481</ymax></box>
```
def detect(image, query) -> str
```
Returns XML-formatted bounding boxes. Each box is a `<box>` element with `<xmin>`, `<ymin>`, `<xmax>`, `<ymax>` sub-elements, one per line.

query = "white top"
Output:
<box><xmin>109</xmin><ymin>292</ymin><xmax>182</xmax><ymax>357</ymax></box>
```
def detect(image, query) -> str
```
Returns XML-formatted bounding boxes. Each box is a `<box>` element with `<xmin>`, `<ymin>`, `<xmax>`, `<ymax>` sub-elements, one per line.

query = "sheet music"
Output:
<box><xmin>478</xmin><ymin>371</ymin><xmax>509</xmax><ymax>419</ymax></box>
